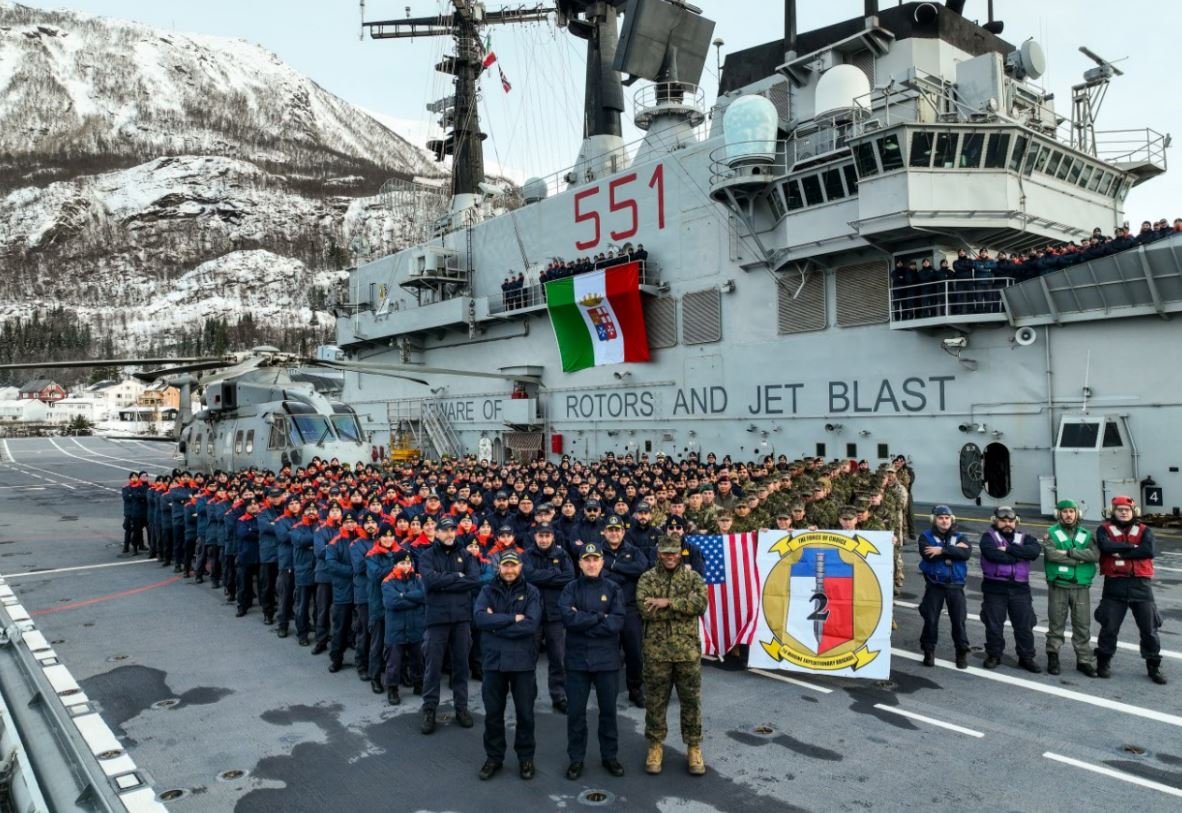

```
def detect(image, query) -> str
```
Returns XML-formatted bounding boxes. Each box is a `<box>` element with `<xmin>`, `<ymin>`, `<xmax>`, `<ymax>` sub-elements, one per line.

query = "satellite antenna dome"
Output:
<box><xmin>814</xmin><ymin>64</ymin><xmax>872</xmax><ymax>119</ymax></box>
<box><xmin>522</xmin><ymin>177</ymin><xmax>549</xmax><ymax>203</ymax></box>
<box><xmin>1005</xmin><ymin>39</ymin><xmax>1046</xmax><ymax>80</ymax></box>
<box><xmin>722</xmin><ymin>94</ymin><xmax>779</xmax><ymax>167</ymax></box>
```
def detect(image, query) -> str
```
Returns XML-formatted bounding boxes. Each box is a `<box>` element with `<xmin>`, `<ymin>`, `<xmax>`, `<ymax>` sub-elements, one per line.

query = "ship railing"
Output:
<box><xmin>708</xmin><ymin>142</ymin><xmax>792</xmax><ymax>187</ymax></box>
<box><xmin>889</xmin><ymin>276</ymin><xmax>1016</xmax><ymax>325</ymax></box>
<box><xmin>633</xmin><ymin>82</ymin><xmax>707</xmax><ymax>130</ymax></box>
<box><xmin>488</xmin><ymin>260</ymin><xmax>661</xmax><ymax>316</ymax></box>
<box><xmin>526</xmin><ymin>121</ymin><xmax>711</xmax><ymax>201</ymax></box>
<box><xmin>1092</xmin><ymin>128</ymin><xmax>1169</xmax><ymax>172</ymax></box>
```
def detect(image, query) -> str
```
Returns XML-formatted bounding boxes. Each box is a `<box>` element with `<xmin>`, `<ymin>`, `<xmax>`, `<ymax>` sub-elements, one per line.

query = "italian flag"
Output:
<box><xmin>546</xmin><ymin>262</ymin><xmax>650</xmax><ymax>372</ymax></box>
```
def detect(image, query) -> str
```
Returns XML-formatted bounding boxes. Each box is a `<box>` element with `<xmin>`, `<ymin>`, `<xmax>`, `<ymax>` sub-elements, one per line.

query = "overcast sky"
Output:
<box><xmin>21</xmin><ymin>0</ymin><xmax>1180</xmax><ymax>218</ymax></box>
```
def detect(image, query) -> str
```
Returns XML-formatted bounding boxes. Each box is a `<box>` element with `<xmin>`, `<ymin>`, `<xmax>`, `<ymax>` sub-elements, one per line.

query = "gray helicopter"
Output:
<box><xmin>0</xmin><ymin>346</ymin><xmax>537</xmax><ymax>472</ymax></box>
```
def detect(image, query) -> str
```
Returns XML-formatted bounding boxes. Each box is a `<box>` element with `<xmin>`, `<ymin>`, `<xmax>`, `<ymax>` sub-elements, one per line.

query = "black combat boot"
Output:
<box><xmin>1018</xmin><ymin>656</ymin><xmax>1041</xmax><ymax>674</ymax></box>
<box><xmin>1095</xmin><ymin>649</ymin><xmax>1111</xmax><ymax>679</ymax></box>
<box><xmin>1046</xmin><ymin>652</ymin><xmax>1060</xmax><ymax>675</ymax></box>
<box><xmin>421</xmin><ymin>708</ymin><xmax>436</xmax><ymax>734</ymax></box>
<box><xmin>954</xmin><ymin>650</ymin><xmax>969</xmax><ymax>670</ymax></box>
<box><xmin>1147</xmin><ymin>657</ymin><xmax>1168</xmax><ymax>685</ymax></box>
<box><xmin>922</xmin><ymin>651</ymin><xmax>935</xmax><ymax>667</ymax></box>
<box><xmin>1077</xmin><ymin>661</ymin><xmax>1097</xmax><ymax>678</ymax></box>
<box><xmin>371</xmin><ymin>674</ymin><xmax>384</xmax><ymax>694</ymax></box>
<box><xmin>387</xmin><ymin>685</ymin><xmax>401</xmax><ymax>705</ymax></box>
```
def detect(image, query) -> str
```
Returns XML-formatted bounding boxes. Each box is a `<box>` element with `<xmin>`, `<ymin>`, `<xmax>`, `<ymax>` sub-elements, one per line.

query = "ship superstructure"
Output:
<box><xmin>337</xmin><ymin>0</ymin><xmax>1175</xmax><ymax>519</ymax></box>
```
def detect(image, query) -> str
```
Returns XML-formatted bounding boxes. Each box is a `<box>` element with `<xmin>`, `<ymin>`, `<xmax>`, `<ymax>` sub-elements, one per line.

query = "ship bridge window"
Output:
<box><xmin>1058</xmin><ymin>422</ymin><xmax>1099</xmax><ymax>449</ymax></box>
<box><xmin>331</xmin><ymin>414</ymin><xmax>364</xmax><ymax>443</ymax></box>
<box><xmin>842</xmin><ymin>164</ymin><xmax>859</xmax><ymax>194</ymax></box>
<box><xmin>1021</xmin><ymin>143</ymin><xmax>1039</xmax><ymax>175</ymax></box>
<box><xmin>1096</xmin><ymin>171</ymin><xmax>1114</xmax><ymax>195</ymax></box>
<box><xmin>984</xmin><ymin>133</ymin><xmax>1011</xmax><ymax>169</ymax></box>
<box><xmin>959</xmin><ymin>133</ymin><xmax>984</xmax><ymax>168</ymax></box>
<box><xmin>1033</xmin><ymin>147</ymin><xmax>1051</xmax><ymax>174</ymax></box>
<box><xmin>876</xmin><ymin>134</ymin><xmax>904</xmax><ymax>171</ymax></box>
<box><xmin>910</xmin><ymin>131</ymin><xmax>935</xmax><ymax>167</ymax></box>
<box><xmin>1103</xmin><ymin>421</ymin><xmax>1124</xmax><ymax>448</ymax></box>
<box><xmin>1086</xmin><ymin>166</ymin><xmax>1104</xmax><ymax>192</ymax></box>
<box><xmin>934</xmin><ymin>132</ymin><xmax>959</xmax><ymax>168</ymax></box>
<box><xmin>823</xmin><ymin>168</ymin><xmax>846</xmax><ymax>201</ymax></box>
<box><xmin>769</xmin><ymin>187</ymin><xmax>787</xmax><ymax>220</ymax></box>
<box><xmin>1009</xmin><ymin>136</ymin><xmax>1028</xmax><ymax>172</ymax></box>
<box><xmin>1043</xmin><ymin>151</ymin><xmax>1063</xmax><ymax>176</ymax></box>
<box><xmin>291</xmin><ymin>414</ymin><xmax>333</xmax><ymax>444</ymax></box>
<box><xmin>854</xmin><ymin>142</ymin><xmax>879</xmax><ymax>177</ymax></box>
<box><xmin>800</xmin><ymin>174</ymin><xmax>824</xmax><ymax>206</ymax></box>
<box><xmin>785</xmin><ymin>179</ymin><xmax>804</xmax><ymax>211</ymax></box>
<box><xmin>1077</xmin><ymin>164</ymin><xmax>1094</xmax><ymax>189</ymax></box>
<box><xmin>1067</xmin><ymin>159</ymin><xmax>1084</xmax><ymax>185</ymax></box>
<box><xmin>1056</xmin><ymin>156</ymin><xmax>1076</xmax><ymax>181</ymax></box>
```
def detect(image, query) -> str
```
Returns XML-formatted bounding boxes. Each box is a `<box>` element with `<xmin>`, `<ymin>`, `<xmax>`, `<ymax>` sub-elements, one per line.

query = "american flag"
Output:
<box><xmin>688</xmin><ymin>533</ymin><xmax>761</xmax><ymax>658</ymax></box>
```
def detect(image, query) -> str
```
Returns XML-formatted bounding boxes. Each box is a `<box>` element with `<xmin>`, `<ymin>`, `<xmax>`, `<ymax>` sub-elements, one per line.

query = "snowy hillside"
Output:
<box><xmin>0</xmin><ymin>2</ymin><xmax>446</xmax><ymax>364</ymax></box>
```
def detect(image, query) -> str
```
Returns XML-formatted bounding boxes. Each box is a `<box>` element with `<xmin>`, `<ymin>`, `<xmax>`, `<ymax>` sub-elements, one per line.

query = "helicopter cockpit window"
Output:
<box><xmin>268</xmin><ymin>418</ymin><xmax>288</xmax><ymax>450</ymax></box>
<box><xmin>331</xmin><ymin>414</ymin><xmax>363</xmax><ymax>443</ymax></box>
<box><xmin>290</xmin><ymin>415</ymin><xmax>333</xmax><ymax>444</ymax></box>
<box><xmin>234</xmin><ymin>430</ymin><xmax>244</xmax><ymax>455</ymax></box>
<box><xmin>207</xmin><ymin>434</ymin><xmax>214</xmax><ymax>455</ymax></box>
<box><xmin>245</xmin><ymin>430</ymin><xmax>255</xmax><ymax>454</ymax></box>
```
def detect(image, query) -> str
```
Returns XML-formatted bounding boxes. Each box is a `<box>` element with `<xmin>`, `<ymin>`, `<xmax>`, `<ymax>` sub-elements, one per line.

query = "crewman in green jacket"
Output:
<box><xmin>1041</xmin><ymin>499</ymin><xmax>1100</xmax><ymax>677</ymax></box>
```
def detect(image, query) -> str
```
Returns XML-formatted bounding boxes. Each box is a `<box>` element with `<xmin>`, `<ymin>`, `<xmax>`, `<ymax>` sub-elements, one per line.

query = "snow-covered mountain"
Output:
<box><xmin>0</xmin><ymin>1</ymin><xmax>445</xmax><ymax>365</ymax></box>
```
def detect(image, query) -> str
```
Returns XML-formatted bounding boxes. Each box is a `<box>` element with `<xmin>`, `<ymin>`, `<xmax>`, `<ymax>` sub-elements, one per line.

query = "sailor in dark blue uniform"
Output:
<box><xmin>418</xmin><ymin>516</ymin><xmax>482</xmax><ymax>734</ymax></box>
<box><xmin>120</xmin><ymin>472</ymin><xmax>147</xmax><ymax>555</ymax></box>
<box><xmin>473</xmin><ymin>550</ymin><xmax>542</xmax><ymax>781</ymax></box>
<box><xmin>559</xmin><ymin>543</ymin><xmax>626</xmax><ymax>781</ymax></box>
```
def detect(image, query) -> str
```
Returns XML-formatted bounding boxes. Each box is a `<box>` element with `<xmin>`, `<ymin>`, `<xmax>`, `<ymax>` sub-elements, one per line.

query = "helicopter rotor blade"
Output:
<box><xmin>310</xmin><ymin>358</ymin><xmax>540</xmax><ymax>384</ymax></box>
<box><xmin>132</xmin><ymin>360</ymin><xmax>238</xmax><ymax>383</ymax></box>
<box><xmin>0</xmin><ymin>357</ymin><xmax>224</xmax><ymax>373</ymax></box>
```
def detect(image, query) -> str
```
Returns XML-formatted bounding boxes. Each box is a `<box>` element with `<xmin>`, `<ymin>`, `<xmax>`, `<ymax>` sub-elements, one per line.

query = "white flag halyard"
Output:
<box><xmin>747</xmin><ymin>529</ymin><xmax>894</xmax><ymax>680</ymax></box>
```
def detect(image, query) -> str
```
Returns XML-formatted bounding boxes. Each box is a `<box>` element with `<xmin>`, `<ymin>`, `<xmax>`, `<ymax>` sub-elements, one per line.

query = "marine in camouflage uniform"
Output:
<box><xmin>637</xmin><ymin>536</ymin><xmax>709</xmax><ymax>776</ymax></box>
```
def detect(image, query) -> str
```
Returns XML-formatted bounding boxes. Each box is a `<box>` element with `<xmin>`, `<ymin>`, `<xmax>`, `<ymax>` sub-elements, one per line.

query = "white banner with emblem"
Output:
<box><xmin>748</xmin><ymin>529</ymin><xmax>894</xmax><ymax>680</ymax></box>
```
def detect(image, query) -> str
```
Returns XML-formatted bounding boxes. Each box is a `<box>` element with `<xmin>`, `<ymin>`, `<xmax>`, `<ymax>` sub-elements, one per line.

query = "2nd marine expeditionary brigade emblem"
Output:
<box><xmin>759</xmin><ymin>531</ymin><xmax>886</xmax><ymax>672</ymax></box>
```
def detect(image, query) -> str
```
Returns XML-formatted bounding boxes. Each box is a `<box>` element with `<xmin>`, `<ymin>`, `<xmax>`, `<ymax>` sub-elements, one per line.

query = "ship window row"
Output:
<box><xmin>854</xmin><ymin>130</ymin><xmax>1128</xmax><ymax>199</ymax></box>
<box><xmin>781</xmin><ymin>163</ymin><xmax>860</xmax><ymax>213</ymax></box>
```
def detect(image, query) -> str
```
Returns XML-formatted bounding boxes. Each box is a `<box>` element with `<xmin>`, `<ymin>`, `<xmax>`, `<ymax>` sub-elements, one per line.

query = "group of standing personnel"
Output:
<box><xmin>122</xmin><ymin>454</ymin><xmax>719</xmax><ymax>781</ymax></box>
<box><xmin>917</xmin><ymin>496</ymin><xmax>1167</xmax><ymax>684</ymax></box>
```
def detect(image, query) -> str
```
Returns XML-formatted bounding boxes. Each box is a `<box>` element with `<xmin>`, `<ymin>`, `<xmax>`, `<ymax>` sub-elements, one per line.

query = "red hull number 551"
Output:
<box><xmin>573</xmin><ymin>164</ymin><xmax>666</xmax><ymax>251</ymax></box>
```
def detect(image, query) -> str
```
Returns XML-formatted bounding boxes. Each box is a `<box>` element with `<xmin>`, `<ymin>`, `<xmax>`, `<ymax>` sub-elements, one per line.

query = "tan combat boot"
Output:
<box><xmin>645</xmin><ymin>742</ymin><xmax>663</xmax><ymax>774</ymax></box>
<box><xmin>687</xmin><ymin>745</ymin><xmax>706</xmax><ymax>776</ymax></box>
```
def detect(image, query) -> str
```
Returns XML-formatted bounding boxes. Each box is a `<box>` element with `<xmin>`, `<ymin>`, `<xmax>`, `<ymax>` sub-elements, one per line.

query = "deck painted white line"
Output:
<box><xmin>1043</xmin><ymin>752</ymin><xmax>1182</xmax><ymax>798</ymax></box>
<box><xmin>893</xmin><ymin>599</ymin><xmax>1182</xmax><ymax>661</ymax></box>
<box><xmin>0</xmin><ymin>443</ymin><xmax>118</xmax><ymax>493</ymax></box>
<box><xmin>872</xmin><ymin>704</ymin><xmax>985</xmax><ymax>737</ymax></box>
<box><xmin>749</xmin><ymin>668</ymin><xmax>833</xmax><ymax>694</ymax></box>
<box><xmin>892</xmin><ymin>648</ymin><xmax>1182</xmax><ymax>729</ymax></box>
<box><xmin>48</xmin><ymin>437</ymin><xmax>144</xmax><ymax>475</ymax></box>
<box><xmin>69</xmin><ymin>438</ymin><xmax>172</xmax><ymax>471</ymax></box>
<box><xmin>3</xmin><ymin>560</ymin><xmax>158</xmax><ymax>579</ymax></box>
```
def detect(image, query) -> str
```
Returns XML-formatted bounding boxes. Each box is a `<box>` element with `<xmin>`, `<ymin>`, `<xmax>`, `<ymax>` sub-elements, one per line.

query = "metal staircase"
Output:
<box><xmin>388</xmin><ymin>397</ymin><xmax>464</xmax><ymax>460</ymax></box>
<box><xmin>421</xmin><ymin>399</ymin><xmax>465</xmax><ymax>459</ymax></box>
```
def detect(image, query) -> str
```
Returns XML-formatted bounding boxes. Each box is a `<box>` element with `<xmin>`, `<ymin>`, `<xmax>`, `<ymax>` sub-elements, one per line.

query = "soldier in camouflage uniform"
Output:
<box><xmin>806</xmin><ymin>483</ymin><xmax>838</xmax><ymax>529</ymax></box>
<box><xmin>636</xmin><ymin>536</ymin><xmax>709</xmax><ymax>777</ymax></box>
